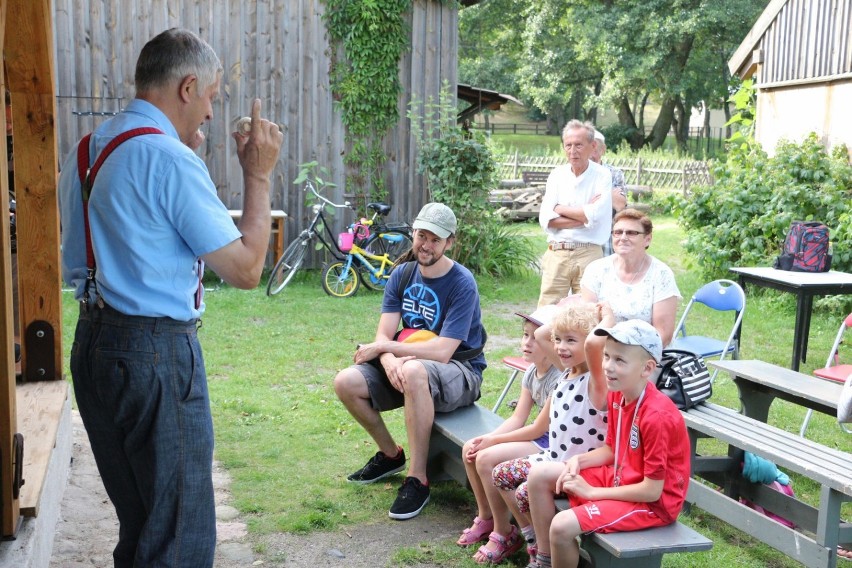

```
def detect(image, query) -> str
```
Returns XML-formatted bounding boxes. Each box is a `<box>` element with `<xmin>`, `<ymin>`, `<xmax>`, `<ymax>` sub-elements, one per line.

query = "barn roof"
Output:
<box><xmin>728</xmin><ymin>0</ymin><xmax>852</xmax><ymax>86</ymax></box>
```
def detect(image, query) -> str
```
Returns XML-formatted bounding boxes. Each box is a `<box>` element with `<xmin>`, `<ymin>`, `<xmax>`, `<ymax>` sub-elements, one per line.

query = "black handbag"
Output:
<box><xmin>656</xmin><ymin>349</ymin><xmax>712</xmax><ymax>410</ymax></box>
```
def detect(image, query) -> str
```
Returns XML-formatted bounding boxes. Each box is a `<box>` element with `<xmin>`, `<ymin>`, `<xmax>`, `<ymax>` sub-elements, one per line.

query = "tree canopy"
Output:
<box><xmin>459</xmin><ymin>0</ymin><xmax>769</xmax><ymax>150</ymax></box>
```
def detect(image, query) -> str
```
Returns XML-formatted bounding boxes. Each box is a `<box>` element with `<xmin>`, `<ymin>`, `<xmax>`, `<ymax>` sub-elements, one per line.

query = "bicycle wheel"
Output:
<box><xmin>266</xmin><ymin>239</ymin><xmax>308</xmax><ymax>296</ymax></box>
<box><xmin>321</xmin><ymin>260</ymin><xmax>361</xmax><ymax>298</ymax></box>
<box><xmin>360</xmin><ymin>230</ymin><xmax>413</xmax><ymax>291</ymax></box>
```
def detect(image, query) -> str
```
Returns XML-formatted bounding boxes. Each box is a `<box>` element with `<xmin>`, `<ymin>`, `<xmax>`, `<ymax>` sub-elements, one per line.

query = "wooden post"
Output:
<box><xmin>636</xmin><ymin>157</ymin><xmax>643</xmax><ymax>186</ymax></box>
<box><xmin>4</xmin><ymin>0</ymin><xmax>61</xmax><ymax>387</ymax></box>
<box><xmin>0</xmin><ymin>0</ymin><xmax>22</xmax><ymax>536</ymax></box>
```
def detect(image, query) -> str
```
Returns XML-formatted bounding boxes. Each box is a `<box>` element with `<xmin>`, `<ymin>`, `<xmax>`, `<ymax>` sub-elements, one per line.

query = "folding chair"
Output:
<box><xmin>668</xmin><ymin>279</ymin><xmax>746</xmax><ymax>383</ymax></box>
<box><xmin>800</xmin><ymin>312</ymin><xmax>852</xmax><ymax>435</ymax></box>
<box><xmin>493</xmin><ymin>356</ymin><xmax>530</xmax><ymax>412</ymax></box>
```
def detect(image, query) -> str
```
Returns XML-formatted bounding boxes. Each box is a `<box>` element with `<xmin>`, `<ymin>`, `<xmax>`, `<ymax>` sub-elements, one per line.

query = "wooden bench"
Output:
<box><xmin>683</xmin><ymin>401</ymin><xmax>852</xmax><ymax>567</ymax></box>
<box><xmin>428</xmin><ymin>403</ymin><xmax>714</xmax><ymax>566</ymax></box>
<box><xmin>427</xmin><ymin>403</ymin><xmax>504</xmax><ymax>487</ymax></box>
<box><xmin>553</xmin><ymin>495</ymin><xmax>713</xmax><ymax>568</ymax></box>
<box><xmin>624</xmin><ymin>184</ymin><xmax>652</xmax><ymax>212</ymax></box>
<box><xmin>227</xmin><ymin>209</ymin><xmax>287</xmax><ymax>266</ymax></box>
<box><xmin>521</xmin><ymin>170</ymin><xmax>550</xmax><ymax>187</ymax></box>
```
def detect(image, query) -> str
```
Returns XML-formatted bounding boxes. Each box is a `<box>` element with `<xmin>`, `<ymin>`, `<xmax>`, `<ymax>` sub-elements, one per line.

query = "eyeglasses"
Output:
<box><xmin>612</xmin><ymin>229</ymin><xmax>645</xmax><ymax>238</ymax></box>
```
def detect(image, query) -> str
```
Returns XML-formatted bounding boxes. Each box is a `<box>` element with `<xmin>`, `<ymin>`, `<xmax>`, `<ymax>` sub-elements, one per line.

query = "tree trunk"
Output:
<box><xmin>673</xmin><ymin>96</ymin><xmax>689</xmax><ymax>153</ymax></box>
<box><xmin>617</xmin><ymin>95</ymin><xmax>644</xmax><ymax>150</ymax></box>
<box><xmin>638</xmin><ymin>92</ymin><xmax>649</xmax><ymax>134</ymax></box>
<box><xmin>648</xmin><ymin>97</ymin><xmax>676</xmax><ymax>150</ymax></box>
<box><xmin>703</xmin><ymin>103</ymin><xmax>711</xmax><ymax>139</ymax></box>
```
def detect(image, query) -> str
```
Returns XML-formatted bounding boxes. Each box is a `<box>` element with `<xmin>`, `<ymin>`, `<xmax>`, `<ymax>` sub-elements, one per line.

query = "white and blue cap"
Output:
<box><xmin>593</xmin><ymin>319</ymin><xmax>663</xmax><ymax>363</ymax></box>
<box><xmin>515</xmin><ymin>304</ymin><xmax>560</xmax><ymax>327</ymax></box>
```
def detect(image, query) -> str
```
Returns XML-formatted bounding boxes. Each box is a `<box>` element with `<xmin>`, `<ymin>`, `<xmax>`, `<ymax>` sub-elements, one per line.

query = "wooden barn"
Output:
<box><xmin>728</xmin><ymin>0</ymin><xmax>852</xmax><ymax>156</ymax></box>
<box><xmin>0</xmin><ymin>0</ymin><xmax>474</xmax><ymax>563</ymax></box>
<box><xmin>54</xmin><ymin>0</ymin><xmax>470</xmax><ymax>244</ymax></box>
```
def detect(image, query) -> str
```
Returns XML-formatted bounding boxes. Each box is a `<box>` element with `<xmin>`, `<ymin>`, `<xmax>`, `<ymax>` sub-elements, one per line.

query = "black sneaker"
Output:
<box><xmin>346</xmin><ymin>449</ymin><xmax>406</xmax><ymax>484</ymax></box>
<box><xmin>388</xmin><ymin>476</ymin><xmax>430</xmax><ymax>520</ymax></box>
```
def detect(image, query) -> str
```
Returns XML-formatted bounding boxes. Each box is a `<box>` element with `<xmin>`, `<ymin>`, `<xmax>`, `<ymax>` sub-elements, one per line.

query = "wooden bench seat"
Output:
<box><xmin>683</xmin><ymin>402</ymin><xmax>852</xmax><ymax>567</ymax></box>
<box><xmin>427</xmin><ymin>403</ymin><xmax>503</xmax><ymax>487</ymax></box>
<box><xmin>521</xmin><ymin>170</ymin><xmax>550</xmax><ymax>187</ymax></box>
<box><xmin>428</xmin><ymin>403</ymin><xmax>714</xmax><ymax>566</ymax></box>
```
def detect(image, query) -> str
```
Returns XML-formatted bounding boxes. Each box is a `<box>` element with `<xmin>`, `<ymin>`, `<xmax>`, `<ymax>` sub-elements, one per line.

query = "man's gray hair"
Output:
<box><xmin>135</xmin><ymin>28</ymin><xmax>222</xmax><ymax>95</ymax></box>
<box><xmin>562</xmin><ymin>119</ymin><xmax>596</xmax><ymax>143</ymax></box>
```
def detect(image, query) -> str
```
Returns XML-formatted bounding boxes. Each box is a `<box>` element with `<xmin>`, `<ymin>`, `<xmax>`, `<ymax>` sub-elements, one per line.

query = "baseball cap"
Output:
<box><xmin>594</xmin><ymin>130</ymin><xmax>605</xmax><ymax>144</ymax></box>
<box><xmin>412</xmin><ymin>202</ymin><xmax>457</xmax><ymax>238</ymax></box>
<box><xmin>515</xmin><ymin>304</ymin><xmax>560</xmax><ymax>328</ymax></box>
<box><xmin>593</xmin><ymin>319</ymin><xmax>662</xmax><ymax>363</ymax></box>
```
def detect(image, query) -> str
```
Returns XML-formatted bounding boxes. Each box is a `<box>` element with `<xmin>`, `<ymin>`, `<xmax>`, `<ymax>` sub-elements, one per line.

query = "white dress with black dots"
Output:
<box><xmin>529</xmin><ymin>371</ymin><xmax>608</xmax><ymax>464</ymax></box>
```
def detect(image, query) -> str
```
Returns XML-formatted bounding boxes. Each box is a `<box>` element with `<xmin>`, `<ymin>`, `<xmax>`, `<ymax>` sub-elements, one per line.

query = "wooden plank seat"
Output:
<box><xmin>682</xmin><ymin>402</ymin><xmax>852</xmax><ymax>567</ymax></box>
<box><xmin>553</xmin><ymin>495</ymin><xmax>713</xmax><ymax>568</ymax></box>
<box><xmin>521</xmin><ymin>170</ymin><xmax>550</xmax><ymax>187</ymax></box>
<box><xmin>428</xmin><ymin>403</ymin><xmax>714</xmax><ymax>566</ymax></box>
<box><xmin>428</xmin><ymin>403</ymin><xmax>503</xmax><ymax>488</ymax></box>
<box><xmin>624</xmin><ymin>184</ymin><xmax>653</xmax><ymax>212</ymax></box>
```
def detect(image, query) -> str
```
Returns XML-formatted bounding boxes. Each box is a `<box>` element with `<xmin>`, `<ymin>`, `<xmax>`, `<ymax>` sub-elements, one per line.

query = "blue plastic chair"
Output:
<box><xmin>668</xmin><ymin>279</ymin><xmax>746</xmax><ymax>383</ymax></box>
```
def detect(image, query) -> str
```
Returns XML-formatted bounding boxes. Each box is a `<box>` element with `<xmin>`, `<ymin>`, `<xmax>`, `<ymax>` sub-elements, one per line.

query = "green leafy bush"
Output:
<box><xmin>672</xmin><ymin>134</ymin><xmax>851</xmax><ymax>285</ymax></box>
<box><xmin>409</xmin><ymin>90</ymin><xmax>539</xmax><ymax>276</ymax></box>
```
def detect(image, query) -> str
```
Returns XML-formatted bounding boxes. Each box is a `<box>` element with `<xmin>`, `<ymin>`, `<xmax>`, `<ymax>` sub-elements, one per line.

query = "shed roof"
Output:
<box><xmin>456</xmin><ymin>84</ymin><xmax>522</xmax><ymax>123</ymax></box>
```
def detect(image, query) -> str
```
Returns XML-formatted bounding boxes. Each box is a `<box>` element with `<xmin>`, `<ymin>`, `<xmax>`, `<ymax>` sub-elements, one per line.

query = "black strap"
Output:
<box><xmin>394</xmin><ymin>261</ymin><xmax>486</xmax><ymax>362</ymax></box>
<box><xmin>76</xmin><ymin>127</ymin><xmax>165</xmax><ymax>303</ymax></box>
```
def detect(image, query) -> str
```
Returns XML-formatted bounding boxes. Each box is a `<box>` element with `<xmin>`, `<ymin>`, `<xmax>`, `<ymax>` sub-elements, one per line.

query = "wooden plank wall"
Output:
<box><xmin>52</xmin><ymin>0</ymin><xmax>459</xmax><ymax>247</ymax></box>
<box><xmin>759</xmin><ymin>0</ymin><xmax>852</xmax><ymax>85</ymax></box>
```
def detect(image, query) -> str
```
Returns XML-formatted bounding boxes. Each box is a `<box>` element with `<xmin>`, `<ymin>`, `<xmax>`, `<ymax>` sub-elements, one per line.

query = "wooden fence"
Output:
<box><xmin>497</xmin><ymin>154</ymin><xmax>713</xmax><ymax>193</ymax></box>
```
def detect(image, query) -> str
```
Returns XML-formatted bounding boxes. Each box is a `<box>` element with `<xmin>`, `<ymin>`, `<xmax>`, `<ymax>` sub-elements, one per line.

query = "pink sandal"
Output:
<box><xmin>474</xmin><ymin>526</ymin><xmax>524</xmax><ymax>564</ymax></box>
<box><xmin>457</xmin><ymin>516</ymin><xmax>494</xmax><ymax>546</ymax></box>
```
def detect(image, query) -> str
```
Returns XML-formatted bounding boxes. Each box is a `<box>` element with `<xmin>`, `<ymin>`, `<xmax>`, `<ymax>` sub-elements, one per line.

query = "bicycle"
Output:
<box><xmin>321</xmin><ymin>219</ymin><xmax>409</xmax><ymax>297</ymax></box>
<box><xmin>266</xmin><ymin>177</ymin><xmax>412</xmax><ymax>296</ymax></box>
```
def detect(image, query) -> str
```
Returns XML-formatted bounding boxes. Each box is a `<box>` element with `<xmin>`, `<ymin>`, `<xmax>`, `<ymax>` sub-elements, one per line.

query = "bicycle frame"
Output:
<box><xmin>338</xmin><ymin>234</ymin><xmax>405</xmax><ymax>286</ymax></box>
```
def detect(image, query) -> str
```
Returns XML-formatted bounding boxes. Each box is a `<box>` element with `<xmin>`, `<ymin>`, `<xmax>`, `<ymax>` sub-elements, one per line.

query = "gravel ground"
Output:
<box><xmin>48</xmin><ymin>411</ymin><xmax>468</xmax><ymax>567</ymax></box>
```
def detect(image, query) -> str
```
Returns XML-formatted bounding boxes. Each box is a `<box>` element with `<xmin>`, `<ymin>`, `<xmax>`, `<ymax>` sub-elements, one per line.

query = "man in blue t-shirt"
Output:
<box><xmin>335</xmin><ymin>202</ymin><xmax>487</xmax><ymax>520</ymax></box>
<box><xmin>58</xmin><ymin>28</ymin><xmax>282</xmax><ymax>568</ymax></box>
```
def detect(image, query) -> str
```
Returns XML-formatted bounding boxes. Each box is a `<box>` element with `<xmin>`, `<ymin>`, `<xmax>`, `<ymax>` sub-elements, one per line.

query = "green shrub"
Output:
<box><xmin>409</xmin><ymin>89</ymin><xmax>540</xmax><ymax>276</ymax></box>
<box><xmin>672</xmin><ymin>134</ymin><xmax>852</xmax><ymax>288</ymax></box>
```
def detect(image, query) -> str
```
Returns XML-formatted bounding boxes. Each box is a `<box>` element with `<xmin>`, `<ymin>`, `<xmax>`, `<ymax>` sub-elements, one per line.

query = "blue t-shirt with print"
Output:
<box><xmin>383</xmin><ymin>261</ymin><xmax>487</xmax><ymax>374</ymax></box>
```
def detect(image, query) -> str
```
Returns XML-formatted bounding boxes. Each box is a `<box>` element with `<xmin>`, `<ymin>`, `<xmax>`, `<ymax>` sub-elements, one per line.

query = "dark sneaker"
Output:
<box><xmin>388</xmin><ymin>476</ymin><xmax>430</xmax><ymax>520</ymax></box>
<box><xmin>346</xmin><ymin>449</ymin><xmax>406</xmax><ymax>484</ymax></box>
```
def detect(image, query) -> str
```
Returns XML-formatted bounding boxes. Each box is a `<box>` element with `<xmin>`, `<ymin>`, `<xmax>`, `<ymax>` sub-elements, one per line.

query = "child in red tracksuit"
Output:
<box><xmin>526</xmin><ymin>319</ymin><xmax>691</xmax><ymax>568</ymax></box>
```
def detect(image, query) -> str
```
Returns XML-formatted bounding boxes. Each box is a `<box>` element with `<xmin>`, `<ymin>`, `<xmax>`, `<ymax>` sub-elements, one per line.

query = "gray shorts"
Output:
<box><xmin>355</xmin><ymin>359</ymin><xmax>482</xmax><ymax>414</ymax></box>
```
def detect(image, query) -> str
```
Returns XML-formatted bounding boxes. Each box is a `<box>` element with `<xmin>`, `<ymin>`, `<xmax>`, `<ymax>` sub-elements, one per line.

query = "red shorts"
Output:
<box><xmin>566</xmin><ymin>466</ymin><xmax>669</xmax><ymax>534</ymax></box>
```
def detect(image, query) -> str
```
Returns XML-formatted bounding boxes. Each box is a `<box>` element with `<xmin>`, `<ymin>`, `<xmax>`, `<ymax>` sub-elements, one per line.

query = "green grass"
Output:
<box><xmin>59</xmin><ymin>217</ymin><xmax>850</xmax><ymax>566</ymax></box>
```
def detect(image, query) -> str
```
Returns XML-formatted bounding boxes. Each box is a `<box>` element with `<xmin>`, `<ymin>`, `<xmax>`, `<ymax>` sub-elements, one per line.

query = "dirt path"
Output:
<box><xmin>49</xmin><ymin>411</ymin><xmax>477</xmax><ymax>568</ymax></box>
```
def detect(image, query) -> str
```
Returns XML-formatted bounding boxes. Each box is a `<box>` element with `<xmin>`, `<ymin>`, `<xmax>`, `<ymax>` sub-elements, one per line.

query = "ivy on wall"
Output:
<box><xmin>322</xmin><ymin>0</ymin><xmax>413</xmax><ymax>202</ymax></box>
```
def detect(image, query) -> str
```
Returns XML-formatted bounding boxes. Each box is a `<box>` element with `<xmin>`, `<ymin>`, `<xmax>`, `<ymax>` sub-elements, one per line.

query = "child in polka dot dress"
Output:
<box><xmin>484</xmin><ymin>301</ymin><xmax>610</xmax><ymax>564</ymax></box>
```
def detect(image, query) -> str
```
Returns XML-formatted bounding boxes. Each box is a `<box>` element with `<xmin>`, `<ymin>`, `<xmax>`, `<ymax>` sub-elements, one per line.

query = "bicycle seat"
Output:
<box><xmin>367</xmin><ymin>202</ymin><xmax>392</xmax><ymax>216</ymax></box>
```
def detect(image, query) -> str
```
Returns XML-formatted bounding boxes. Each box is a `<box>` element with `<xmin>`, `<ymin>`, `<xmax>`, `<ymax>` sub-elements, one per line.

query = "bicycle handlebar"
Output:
<box><xmin>304</xmin><ymin>179</ymin><xmax>352</xmax><ymax>211</ymax></box>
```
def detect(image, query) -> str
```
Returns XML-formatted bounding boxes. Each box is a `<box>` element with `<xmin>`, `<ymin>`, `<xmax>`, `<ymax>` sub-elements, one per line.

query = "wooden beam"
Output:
<box><xmin>4</xmin><ymin>0</ymin><xmax>61</xmax><ymax>385</ymax></box>
<box><xmin>0</xmin><ymin>0</ymin><xmax>22</xmax><ymax>539</ymax></box>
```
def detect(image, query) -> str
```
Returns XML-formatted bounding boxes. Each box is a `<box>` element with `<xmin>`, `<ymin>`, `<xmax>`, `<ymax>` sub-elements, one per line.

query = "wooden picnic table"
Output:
<box><xmin>708</xmin><ymin>359</ymin><xmax>842</xmax><ymax>423</ymax></box>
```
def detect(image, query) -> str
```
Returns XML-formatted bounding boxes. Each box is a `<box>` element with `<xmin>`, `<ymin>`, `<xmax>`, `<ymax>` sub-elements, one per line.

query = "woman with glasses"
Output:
<box><xmin>579</xmin><ymin>208</ymin><xmax>681</xmax><ymax>345</ymax></box>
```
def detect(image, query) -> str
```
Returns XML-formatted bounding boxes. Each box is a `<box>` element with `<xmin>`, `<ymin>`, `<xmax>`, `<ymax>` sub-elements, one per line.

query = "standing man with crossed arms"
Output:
<box><xmin>538</xmin><ymin>120</ymin><xmax>612</xmax><ymax>307</ymax></box>
<box><xmin>59</xmin><ymin>28</ymin><xmax>282</xmax><ymax>567</ymax></box>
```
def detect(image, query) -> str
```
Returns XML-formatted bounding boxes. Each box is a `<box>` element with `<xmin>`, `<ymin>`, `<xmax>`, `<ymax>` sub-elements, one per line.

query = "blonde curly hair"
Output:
<box><xmin>550</xmin><ymin>302</ymin><xmax>600</xmax><ymax>340</ymax></box>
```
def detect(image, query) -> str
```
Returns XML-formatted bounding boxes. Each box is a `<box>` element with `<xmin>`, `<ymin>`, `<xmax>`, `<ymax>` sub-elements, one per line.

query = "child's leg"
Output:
<box><xmin>526</xmin><ymin>461</ymin><xmax>566</xmax><ymax>560</ymax></box>
<box><xmin>549</xmin><ymin>509</ymin><xmax>582</xmax><ymax>568</ymax></box>
<box><xmin>462</xmin><ymin>439</ymin><xmax>491</xmax><ymax>520</ymax></box>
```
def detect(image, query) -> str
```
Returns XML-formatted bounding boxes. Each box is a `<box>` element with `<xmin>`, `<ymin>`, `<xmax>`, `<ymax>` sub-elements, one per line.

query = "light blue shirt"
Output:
<box><xmin>59</xmin><ymin>99</ymin><xmax>240</xmax><ymax>320</ymax></box>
